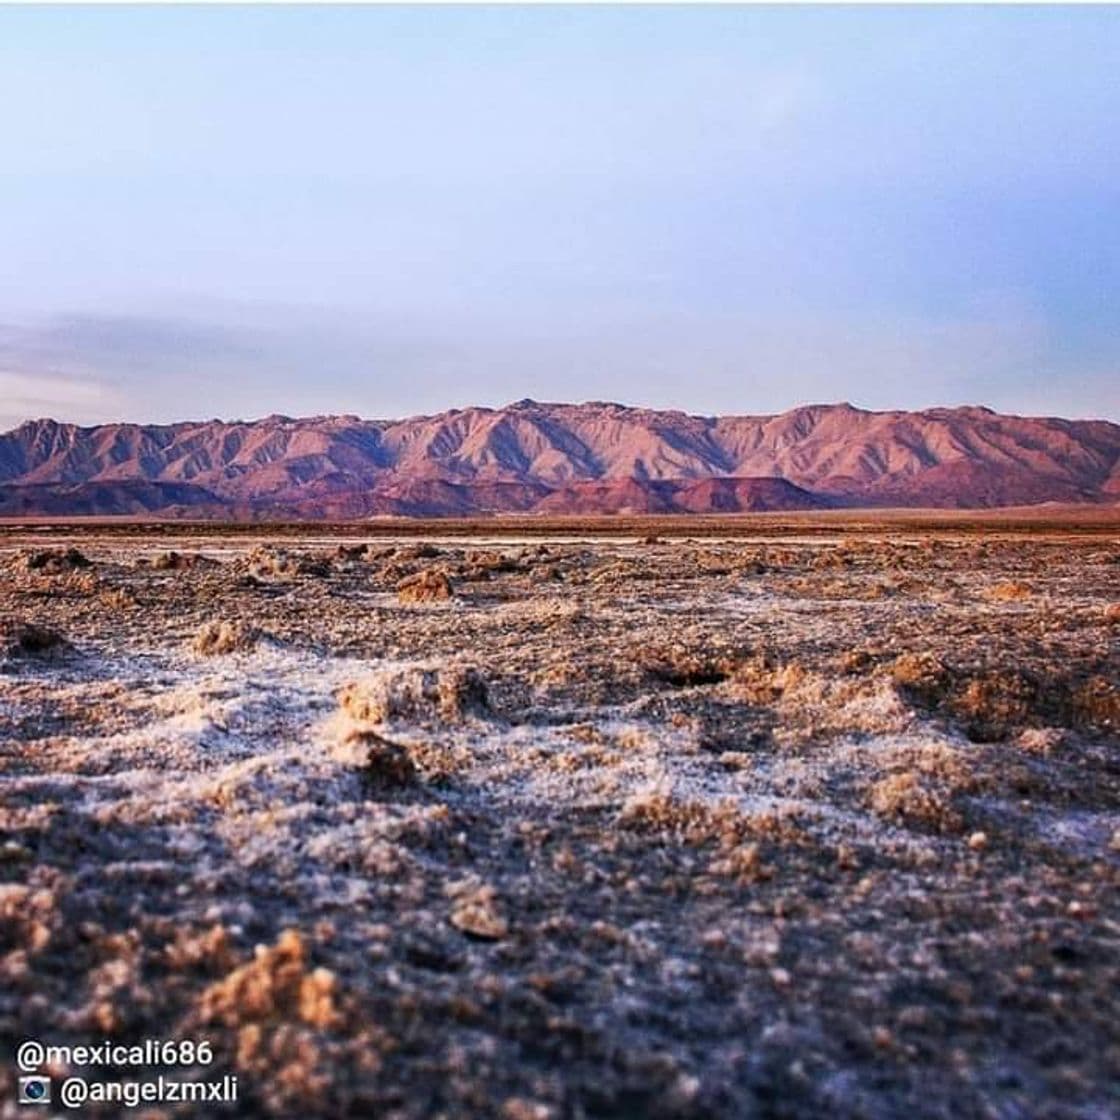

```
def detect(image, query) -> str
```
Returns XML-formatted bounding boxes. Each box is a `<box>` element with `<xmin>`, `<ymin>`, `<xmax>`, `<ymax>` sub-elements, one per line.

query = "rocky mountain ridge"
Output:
<box><xmin>1</xmin><ymin>399</ymin><xmax>1117</xmax><ymax>517</ymax></box>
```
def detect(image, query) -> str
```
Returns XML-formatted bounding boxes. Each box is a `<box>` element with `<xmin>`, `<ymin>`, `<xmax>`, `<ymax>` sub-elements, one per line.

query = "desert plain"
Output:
<box><xmin>1</xmin><ymin>514</ymin><xmax>1118</xmax><ymax>1119</ymax></box>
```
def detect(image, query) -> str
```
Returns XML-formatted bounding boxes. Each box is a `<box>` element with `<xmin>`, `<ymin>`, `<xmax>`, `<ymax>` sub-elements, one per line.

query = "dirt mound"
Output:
<box><xmin>1</xmin><ymin>619</ymin><xmax>70</xmax><ymax>659</ymax></box>
<box><xmin>396</xmin><ymin>568</ymin><xmax>454</xmax><ymax>603</ymax></box>
<box><xmin>146</xmin><ymin>550</ymin><xmax>219</xmax><ymax>571</ymax></box>
<box><xmin>729</xmin><ymin>656</ymin><xmax>811</xmax><ymax>705</ymax></box>
<box><xmin>867</xmin><ymin>771</ymin><xmax>962</xmax><ymax>832</ymax></box>
<box><xmin>891</xmin><ymin>655</ymin><xmax>1120</xmax><ymax>739</ymax></box>
<box><xmin>638</xmin><ymin>646</ymin><xmax>739</xmax><ymax>687</ymax></box>
<box><xmin>246</xmin><ymin>546</ymin><xmax>302</xmax><ymax>581</ymax></box>
<box><xmin>16</xmin><ymin>547</ymin><xmax>93</xmax><ymax>573</ymax></box>
<box><xmin>341</xmin><ymin>730</ymin><xmax>419</xmax><ymax>790</ymax></box>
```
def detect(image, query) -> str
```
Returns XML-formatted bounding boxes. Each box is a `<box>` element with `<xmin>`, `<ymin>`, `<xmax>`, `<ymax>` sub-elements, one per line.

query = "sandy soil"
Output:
<box><xmin>1</xmin><ymin>526</ymin><xmax>1118</xmax><ymax>1118</ymax></box>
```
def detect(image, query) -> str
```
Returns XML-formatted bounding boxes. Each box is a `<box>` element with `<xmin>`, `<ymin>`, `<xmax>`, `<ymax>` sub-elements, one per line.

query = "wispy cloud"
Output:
<box><xmin>0</xmin><ymin>293</ymin><xmax>1115</xmax><ymax>431</ymax></box>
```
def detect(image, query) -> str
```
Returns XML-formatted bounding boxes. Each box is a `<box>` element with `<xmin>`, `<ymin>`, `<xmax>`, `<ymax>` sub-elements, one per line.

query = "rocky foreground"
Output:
<box><xmin>1</xmin><ymin>527</ymin><xmax>1118</xmax><ymax>1118</ymax></box>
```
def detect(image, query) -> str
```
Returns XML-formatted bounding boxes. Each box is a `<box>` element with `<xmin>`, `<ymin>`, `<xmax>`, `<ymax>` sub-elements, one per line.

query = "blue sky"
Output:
<box><xmin>1</xmin><ymin>5</ymin><xmax>1118</xmax><ymax>428</ymax></box>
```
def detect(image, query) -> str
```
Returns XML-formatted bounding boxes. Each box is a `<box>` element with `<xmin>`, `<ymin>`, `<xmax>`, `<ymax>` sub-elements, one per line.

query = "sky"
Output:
<box><xmin>1</xmin><ymin>4</ymin><xmax>1118</xmax><ymax>429</ymax></box>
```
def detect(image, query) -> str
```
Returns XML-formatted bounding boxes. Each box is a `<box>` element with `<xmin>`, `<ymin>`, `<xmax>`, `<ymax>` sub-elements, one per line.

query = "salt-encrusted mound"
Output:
<box><xmin>190</xmin><ymin>620</ymin><xmax>260</xmax><ymax>656</ymax></box>
<box><xmin>338</xmin><ymin>665</ymin><xmax>489</xmax><ymax>726</ymax></box>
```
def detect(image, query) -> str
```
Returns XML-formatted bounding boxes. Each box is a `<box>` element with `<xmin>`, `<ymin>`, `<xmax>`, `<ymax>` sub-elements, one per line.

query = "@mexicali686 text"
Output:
<box><xmin>14</xmin><ymin>1036</ymin><xmax>238</xmax><ymax>1110</ymax></box>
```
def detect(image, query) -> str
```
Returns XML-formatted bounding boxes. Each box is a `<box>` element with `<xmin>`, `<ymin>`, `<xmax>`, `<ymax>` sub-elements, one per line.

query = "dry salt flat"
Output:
<box><xmin>1</xmin><ymin>529</ymin><xmax>1118</xmax><ymax>1119</ymax></box>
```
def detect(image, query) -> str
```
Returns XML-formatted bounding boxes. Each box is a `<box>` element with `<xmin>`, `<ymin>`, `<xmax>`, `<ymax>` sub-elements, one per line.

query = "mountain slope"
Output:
<box><xmin>1</xmin><ymin>400</ymin><xmax>1117</xmax><ymax>517</ymax></box>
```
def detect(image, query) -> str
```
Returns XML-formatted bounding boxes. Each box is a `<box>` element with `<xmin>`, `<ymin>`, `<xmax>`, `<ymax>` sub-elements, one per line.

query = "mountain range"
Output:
<box><xmin>1</xmin><ymin>400</ymin><xmax>1118</xmax><ymax>518</ymax></box>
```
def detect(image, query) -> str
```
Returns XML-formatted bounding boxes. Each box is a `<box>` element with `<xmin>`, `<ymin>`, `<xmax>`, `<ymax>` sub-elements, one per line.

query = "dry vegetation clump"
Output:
<box><xmin>55</xmin><ymin>569</ymin><xmax>101</xmax><ymax>597</ymax></box>
<box><xmin>148</xmin><ymin>550</ymin><xmax>186</xmax><ymax>571</ymax></box>
<box><xmin>589</xmin><ymin>559</ymin><xmax>657</xmax><ymax>586</ymax></box>
<box><xmin>191</xmin><ymin>619</ymin><xmax>260</xmax><ymax>656</ymax></box>
<box><xmin>1</xmin><ymin>619</ymin><xmax>70</xmax><ymax>660</ymax></box>
<box><xmin>98</xmin><ymin>585</ymin><xmax>138</xmax><ymax>610</ymax></box>
<box><xmin>736</xmin><ymin>557</ymin><xmax>769</xmax><ymax>576</ymax></box>
<box><xmin>864</xmin><ymin>741</ymin><xmax>980</xmax><ymax>823</ymax></box>
<box><xmin>396</xmin><ymin>568</ymin><xmax>454</xmax><ymax>603</ymax></box>
<box><xmin>810</xmin><ymin>547</ymin><xmax>848</xmax><ymax>571</ymax></box>
<box><xmin>619</xmin><ymin>788</ymin><xmax>727</xmax><ymax>840</ymax></box>
<box><xmin>691</xmin><ymin>550</ymin><xmax>735</xmax><ymax>575</ymax></box>
<box><xmin>338</xmin><ymin>665</ymin><xmax>490</xmax><ymax>726</ymax></box>
<box><xmin>1015</xmin><ymin>727</ymin><xmax>1065</xmax><ymax>756</ymax></box>
<box><xmin>620</xmin><ymin>792</ymin><xmax>794</xmax><ymax>886</ymax></box>
<box><xmin>295</xmin><ymin>553</ymin><xmax>333</xmax><ymax>577</ymax></box>
<box><xmin>395</xmin><ymin>738</ymin><xmax>471</xmax><ymax>784</ymax></box>
<box><xmin>891</xmin><ymin>656</ymin><xmax>1045</xmax><ymax>741</ymax></box>
<box><xmin>331</xmin><ymin>721</ymin><xmax>463</xmax><ymax>784</ymax></box>
<box><xmin>899</xmin><ymin>741</ymin><xmax>978</xmax><ymax>791</ymax></box>
<box><xmin>333</xmin><ymin>543</ymin><xmax>370</xmax><ymax>563</ymax></box>
<box><xmin>787</xmin><ymin>573</ymin><xmax>896</xmax><ymax>601</ymax></box>
<box><xmin>529</xmin><ymin>561</ymin><xmax>563</xmax><ymax>584</ymax></box>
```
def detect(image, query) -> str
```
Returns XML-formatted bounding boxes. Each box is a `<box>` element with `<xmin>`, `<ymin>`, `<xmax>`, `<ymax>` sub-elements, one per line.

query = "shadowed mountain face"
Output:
<box><xmin>1</xmin><ymin>400</ymin><xmax>1118</xmax><ymax>517</ymax></box>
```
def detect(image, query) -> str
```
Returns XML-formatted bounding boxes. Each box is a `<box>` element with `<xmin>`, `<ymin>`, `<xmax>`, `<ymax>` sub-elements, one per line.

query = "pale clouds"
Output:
<box><xmin>0</xmin><ymin>296</ymin><xmax>1113</xmax><ymax>430</ymax></box>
